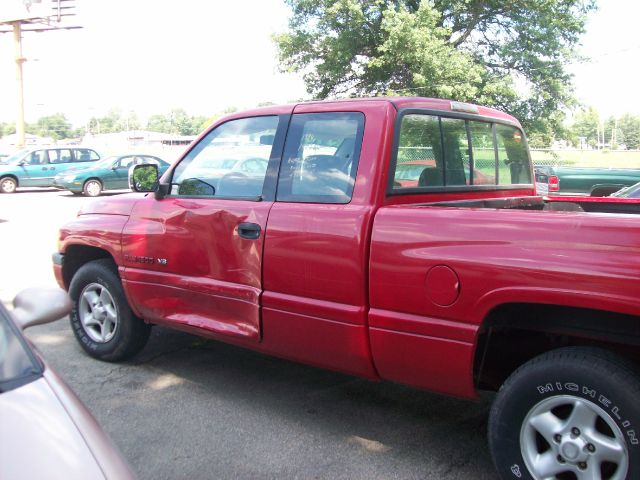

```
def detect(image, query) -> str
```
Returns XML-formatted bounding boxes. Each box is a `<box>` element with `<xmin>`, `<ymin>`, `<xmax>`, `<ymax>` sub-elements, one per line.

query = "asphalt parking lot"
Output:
<box><xmin>0</xmin><ymin>189</ymin><xmax>498</xmax><ymax>480</ymax></box>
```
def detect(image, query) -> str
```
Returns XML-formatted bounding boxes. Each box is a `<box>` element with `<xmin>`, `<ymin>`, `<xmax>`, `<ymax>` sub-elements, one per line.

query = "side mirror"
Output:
<box><xmin>11</xmin><ymin>287</ymin><xmax>72</xmax><ymax>331</ymax></box>
<box><xmin>129</xmin><ymin>163</ymin><xmax>160</xmax><ymax>192</ymax></box>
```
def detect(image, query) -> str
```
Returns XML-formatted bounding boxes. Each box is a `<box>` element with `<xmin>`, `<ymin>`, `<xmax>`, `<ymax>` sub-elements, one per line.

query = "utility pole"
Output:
<box><xmin>13</xmin><ymin>22</ymin><xmax>26</xmax><ymax>147</ymax></box>
<box><xmin>1</xmin><ymin>1</ymin><xmax>81</xmax><ymax>148</ymax></box>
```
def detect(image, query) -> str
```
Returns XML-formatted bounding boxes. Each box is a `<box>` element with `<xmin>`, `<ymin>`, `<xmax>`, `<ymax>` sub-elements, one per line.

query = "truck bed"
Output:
<box><xmin>368</xmin><ymin>197</ymin><xmax>640</xmax><ymax>396</ymax></box>
<box><xmin>421</xmin><ymin>195</ymin><xmax>640</xmax><ymax>214</ymax></box>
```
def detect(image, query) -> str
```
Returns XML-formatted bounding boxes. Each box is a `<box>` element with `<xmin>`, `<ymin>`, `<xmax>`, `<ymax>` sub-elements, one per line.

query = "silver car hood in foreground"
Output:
<box><xmin>0</xmin><ymin>368</ymin><xmax>134</xmax><ymax>480</ymax></box>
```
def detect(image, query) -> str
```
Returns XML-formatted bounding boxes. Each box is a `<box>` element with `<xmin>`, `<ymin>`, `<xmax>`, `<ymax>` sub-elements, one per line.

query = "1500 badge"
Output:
<box><xmin>124</xmin><ymin>254</ymin><xmax>168</xmax><ymax>265</ymax></box>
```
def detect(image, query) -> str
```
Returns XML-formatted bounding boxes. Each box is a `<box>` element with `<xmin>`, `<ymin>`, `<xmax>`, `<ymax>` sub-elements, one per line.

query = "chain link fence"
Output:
<box><xmin>397</xmin><ymin>146</ymin><xmax>502</xmax><ymax>172</ymax></box>
<box><xmin>530</xmin><ymin>149</ymin><xmax>640</xmax><ymax>169</ymax></box>
<box><xmin>399</xmin><ymin>147</ymin><xmax>640</xmax><ymax>169</ymax></box>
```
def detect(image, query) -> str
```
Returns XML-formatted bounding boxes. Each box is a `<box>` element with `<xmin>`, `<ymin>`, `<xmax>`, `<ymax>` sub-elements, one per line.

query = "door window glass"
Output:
<box><xmin>50</xmin><ymin>149</ymin><xmax>73</xmax><ymax>164</ymax></box>
<box><xmin>117</xmin><ymin>156</ymin><xmax>136</xmax><ymax>169</ymax></box>
<box><xmin>75</xmin><ymin>149</ymin><xmax>99</xmax><ymax>162</ymax></box>
<box><xmin>496</xmin><ymin>124</ymin><xmax>531</xmax><ymax>185</ymax></box>
<box><xmin>171</xmin><ymin>116</ymin><xmax>278</xmax><ymax>198</ymax></box>
<box><xmin>277</xmin><ymin>112</ymin><xmax>364</xmax><ymax>204</ymax></box>
<box><xmin>28</xmin><ymin>150</ymin><xmax>49</xmax><ymax>165</ymax></box>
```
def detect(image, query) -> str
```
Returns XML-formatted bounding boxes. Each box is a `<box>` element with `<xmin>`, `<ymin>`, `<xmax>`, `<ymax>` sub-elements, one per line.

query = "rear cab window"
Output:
<box><xmin>389</xmin><ymin>110</ymin><xmax>531</xmax><ymax>194</ymax></box>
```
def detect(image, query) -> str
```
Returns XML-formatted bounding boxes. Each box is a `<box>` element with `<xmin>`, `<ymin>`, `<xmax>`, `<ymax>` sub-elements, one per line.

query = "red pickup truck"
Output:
<box><xmin>53</xmin><ymin>98</ymin><xmax>640</xmax><ymax>480</ymax></box>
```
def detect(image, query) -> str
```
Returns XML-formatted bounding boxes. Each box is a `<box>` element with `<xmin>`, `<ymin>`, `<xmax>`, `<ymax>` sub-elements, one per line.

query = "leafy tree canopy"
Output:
<box><xmin>146</xmin><ymin>108</ymin><xmax>208</xmax><ymax>136</ymax></box>
<box><xmin>617</xmin><ymin>114</ymin><xmax>640</xmax><ymax>150</ymax></box>
<box><xmin>275</xmin><ymin>0</ymin><xmax>596</xmax><ymax>136</ymax></box>
<box><xmin>26</xmin><ymin>113</ymin><xmax>74</xmax><ymax>140</ymax></box>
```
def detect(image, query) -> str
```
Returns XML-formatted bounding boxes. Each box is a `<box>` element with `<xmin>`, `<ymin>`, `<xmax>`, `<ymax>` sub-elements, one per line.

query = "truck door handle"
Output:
<box><xmin>238</xmin><ymin>222</ymin><xmax>261</xmax><ymax>240</ymax></box>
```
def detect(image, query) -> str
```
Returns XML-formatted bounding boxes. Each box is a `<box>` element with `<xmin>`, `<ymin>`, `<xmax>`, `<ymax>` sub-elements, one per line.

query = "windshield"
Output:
<box><xmin>610</xmin><ymin>181</ymin><xmax>640</xmax><ymax>198</ymax></box>
<box><xmin>92</xmin><ymin>156</ymin><xmax>119</xmax><ymax>168</ymax></box>
<box><xmin>5</xmin><ymin>148</ymin><xmax>30</xmax><ymax>165</ymax></box>
<box><xmin>0</xmin><ymin>306</ymin><xmax>41</xmax><ymax>392</ymax></box>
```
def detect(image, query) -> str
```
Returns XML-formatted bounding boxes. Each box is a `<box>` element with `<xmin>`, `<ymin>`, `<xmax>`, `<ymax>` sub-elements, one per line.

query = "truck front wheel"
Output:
<box><xmin>69</xmin><ymin>259</ymin><xmax>151</xmax><ymax>361</ymax></box>
<box><xmin>489</xmin><ymin>347</ymin><xmax>639</xmax><ymax>480</ymax></box>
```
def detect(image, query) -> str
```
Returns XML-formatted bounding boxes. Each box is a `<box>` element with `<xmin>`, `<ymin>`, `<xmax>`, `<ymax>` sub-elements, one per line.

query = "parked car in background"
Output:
<box><xmin>0</xmin><ymin>147</ymin><xmax>101</xmax><ymax>193</ymax></box>
<box><xmin>609</xmin><ymin>181</ymin><xmax>640</xmax><ymax>198</ymax></box>
<box><xmin>53</xmin><ymin>154</ymin><xmax>170</xmax><ymax>196</ymax></box>
<box><xmin>0</xmin><ymin>288</ymin><xmax>133</xmax><ymax>479</ymax></box>
<box><xmin>534</xmin><ymin>165</ymin><xmax>640</xmax><ymax>195</ymax></box>
<box><xmin>533</xmin><ymin>166</ymin><xmax>549</xmax><ymax>195</ymax></box>
<box><xmin>543</xmin><ymin>179</ymin><xmax>640</xmax><ymax>215</ymax></box>
<box><xmin>393</xmin><ymin>159</ymin><xmax>495</xmax><ymax>187</ymax></box>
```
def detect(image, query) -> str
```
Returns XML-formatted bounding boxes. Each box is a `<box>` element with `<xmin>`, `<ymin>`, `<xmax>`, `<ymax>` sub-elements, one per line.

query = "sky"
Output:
<box><xmin>0</xmin><ymin>0</ymin><xmax>639</xmax><ymax>127</ymax></box>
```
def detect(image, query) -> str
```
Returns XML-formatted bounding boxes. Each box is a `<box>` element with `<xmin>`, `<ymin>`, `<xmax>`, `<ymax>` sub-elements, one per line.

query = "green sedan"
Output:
<box><xmin>53</xmin><ymin>154</ymin><xmax>170</xmax><ymax>196</ymax></box>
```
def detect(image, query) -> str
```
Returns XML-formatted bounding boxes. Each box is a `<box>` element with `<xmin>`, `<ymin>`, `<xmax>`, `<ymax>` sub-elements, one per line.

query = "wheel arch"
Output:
<box><xmin>0</xmin><ymin>174</ymin><xmax>19</xmax><ymax>187</ymax></box>
<box><xmin>83</xmin><ymin>177</ymin><xmax>103</xmax><ymax>187</ymax></box>
<box><xmin>474</xmin><ymin>302</ymin><xmax>640</xmax><ymax>392</ymax></box>
<box><xmin>61</xmin><ymin>244</ymin><xmax>115</xmax><ymax>289</ymax></box>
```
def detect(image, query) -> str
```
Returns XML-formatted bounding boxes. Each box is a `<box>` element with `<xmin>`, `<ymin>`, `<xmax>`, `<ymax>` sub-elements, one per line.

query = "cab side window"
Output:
<box><xmin>171</xmin><ymin>116</ymin><xmax>279</xmax><ymax>198</ymax></box>
<box><xmin>276</xmin><ymin>112</ymin><xmax>364</xmax><ymax>204</ymax></box>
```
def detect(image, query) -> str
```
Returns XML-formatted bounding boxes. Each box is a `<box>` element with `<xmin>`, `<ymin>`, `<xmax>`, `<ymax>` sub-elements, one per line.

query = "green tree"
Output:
<box><xmin>275</xmin><ymin>0</ymin><xmax>596</xmax><ymax>136</ymax></box>
<box><xmin>115</xmin><ymin>111</ymin><xmax>141</xmax><ymax>132</ymax></box>
<box><xmin>568</xmin><ymin>107</ymin><xmax>600</xmax><ymax>147</ymax></box>
<box><xmin>29</xmin><ymin>113</ymin><xmax>73</xmax><ymax>140</ymax></box>
<box><xmin>603</xmin><ymin>116</ymin><xmax>617</xmax><ymax>149</ymax></box>
<box><xmin>146</xmin><ymin>113</ymin><xmax>171</xmax><ymax>134</ymax></box>
<box><xmin>617</xmin><ymin>114</ymin><xmax>640</xmax><ymax>150</ymax></box>
<box><xmin>0</xmin><ymin>122</ymin><xmax>16</xmax><ymax>138</ymax></box>
<box><xmin>146</xmin><ymin>109</ymin><xmax>208</xmax><ymax>136</ymax></box>
<box><xmin>86</xmin><ymin>109</ymin><xmax>124</xmax><ymax>134</ymax></box>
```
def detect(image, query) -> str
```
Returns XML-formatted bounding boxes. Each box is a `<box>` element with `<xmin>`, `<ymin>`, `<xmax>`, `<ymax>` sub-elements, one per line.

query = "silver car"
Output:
<box><xmin>0</xmin><ymin>288</ymin><xmax>134</xmax><ymax>479</ymax></box>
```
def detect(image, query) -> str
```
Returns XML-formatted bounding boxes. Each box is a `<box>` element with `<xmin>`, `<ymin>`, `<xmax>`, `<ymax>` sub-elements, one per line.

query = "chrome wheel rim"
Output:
<box><xmin>520</xmin><ymin>395</ymin><xmax>628</xmax><ymax>480</ymax></box>
<box><xmin>85</xmin><ymin>180</ymin><xmax>101</xmax><ymax>196</ymax></box>
<box><xmin>1</xmin><ymin>178</ymin><xmax>16</xmax><ymax>193</ymax></box>
<box><xmin>78</xmin><ymin>282</ymin><xmax>118</xmax><ymax>343</ymax></box>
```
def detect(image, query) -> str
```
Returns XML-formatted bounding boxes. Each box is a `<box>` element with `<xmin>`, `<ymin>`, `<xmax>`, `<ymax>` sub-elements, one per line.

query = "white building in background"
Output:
<box><xmin>82</xmin><ymin>130</ymin><xmax>195</xmax><ymax>149</ymax></box>
<box><xmin>81</xmin><ymin>131</ymin><xmax>196</xmax><ymax>162</ymax></box>
<box><xmin>0</xmin><ymin>133</ymin><xmax>54</xmax><ymax>148</ymax></box>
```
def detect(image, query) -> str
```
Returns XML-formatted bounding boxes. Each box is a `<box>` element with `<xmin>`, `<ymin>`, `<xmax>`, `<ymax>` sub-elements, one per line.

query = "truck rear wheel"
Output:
<box><xmin>489</xmin><ymin>347</ymin><xmax>639</xmax><ymax>480</ymax></box>
<box><xmin>69</xmin><ymin>259</ymin><xmax>151</xmax><ymax>361</ymax></box>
